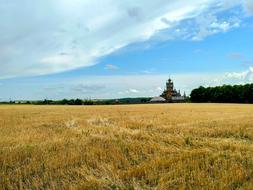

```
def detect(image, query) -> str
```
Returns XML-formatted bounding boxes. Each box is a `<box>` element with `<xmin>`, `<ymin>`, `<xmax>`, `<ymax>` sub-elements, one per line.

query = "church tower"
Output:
<box><xmin>166</xmin><ymin>78</ymin><xmax>173</xmax><ymax>91</ymax></box>
<box><xmin>160</xmin><ymin>77</ymin><xmax>186</xmax><ymax>102</ymax></box>
<box><xmin>164</xmin><ymin>78</ymin><xmax>174</xmax><ymax>101</ymax></box>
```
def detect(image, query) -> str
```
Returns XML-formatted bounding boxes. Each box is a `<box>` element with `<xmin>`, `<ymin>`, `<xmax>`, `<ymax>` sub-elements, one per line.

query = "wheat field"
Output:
<box><xmin>0</xmin><ymin>104</ymin><xmax>253</xmax><ymax>190</ymax></box>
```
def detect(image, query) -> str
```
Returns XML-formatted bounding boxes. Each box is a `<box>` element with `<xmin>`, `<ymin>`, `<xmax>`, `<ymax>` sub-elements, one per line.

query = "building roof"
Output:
<box><xmin>171</xmin><ymin>96</ymin><xmax>185</xmax><ymax>101</ymax></box>
<box><xmin>150</xmin><ymin>96</ymin><xmax>166</xmax><ymax>102</ymax></box>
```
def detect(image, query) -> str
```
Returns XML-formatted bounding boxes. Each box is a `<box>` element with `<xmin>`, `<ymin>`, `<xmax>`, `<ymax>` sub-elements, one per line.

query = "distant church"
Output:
<box><xmin>150</xmin><ymin>78</ymin><xmax>186</xmax><ymax>103</ymax></box>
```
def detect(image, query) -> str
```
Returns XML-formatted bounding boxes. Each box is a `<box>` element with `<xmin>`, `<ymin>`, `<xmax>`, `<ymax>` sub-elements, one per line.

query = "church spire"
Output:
<box><xmin>160</xmin><ymin>77</ymin><xmax>186</xmax><ymax>102</ymax></box>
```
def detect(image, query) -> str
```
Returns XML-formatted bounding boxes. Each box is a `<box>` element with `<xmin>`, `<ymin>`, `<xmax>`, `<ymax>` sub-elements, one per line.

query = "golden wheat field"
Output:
<box><xmin>0</xmin><ymin>104</ymin><xmax>253</xmax><ymax>190</ymax></box>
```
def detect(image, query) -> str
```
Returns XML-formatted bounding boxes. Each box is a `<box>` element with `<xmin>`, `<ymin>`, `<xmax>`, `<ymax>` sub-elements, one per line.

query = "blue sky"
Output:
<box><xmin>1</xmin><ymin>0</ymin><xmax>253</xmax><ymax>100</ymax></box>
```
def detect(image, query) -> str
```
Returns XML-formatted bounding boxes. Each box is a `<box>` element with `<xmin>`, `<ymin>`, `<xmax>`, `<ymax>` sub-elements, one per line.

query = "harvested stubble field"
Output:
<box><xmin>0</xmin><ymin>104</ymin><xmax>253</xmax><ymax>190</ymax></box>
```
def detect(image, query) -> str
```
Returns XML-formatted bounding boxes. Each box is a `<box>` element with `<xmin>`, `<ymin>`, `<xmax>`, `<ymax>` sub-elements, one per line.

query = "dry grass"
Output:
<box><xmin>0</xmin><ymin>104</ymin><xmax>253</xmax><ymax>190</ymax></box>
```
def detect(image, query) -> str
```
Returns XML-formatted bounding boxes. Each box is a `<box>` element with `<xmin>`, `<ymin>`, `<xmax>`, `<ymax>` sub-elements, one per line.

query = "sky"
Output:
<box><xmin>0</xmin><ymin>0</ymin><xmax>253</xmax><ymax>100</ymax></box>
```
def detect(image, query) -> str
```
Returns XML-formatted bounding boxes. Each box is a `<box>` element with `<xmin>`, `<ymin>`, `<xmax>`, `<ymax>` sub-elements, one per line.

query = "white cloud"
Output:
<box><xmin>156</xmin><ymin>87</ymin><xmax>163</xmax><ymax>91</ymax></box>
<box><xmin>104</xmin><ymin>64</ymin><xmax>119</xmax><ymax>70</ymax></box>
<box><xmin>241</xmin><ymin>60</ymin><xmax>253</xmax><ymax>67</ymax></box>
<box><xmin>71</xmin><ymin>84</ymin><xmax>106</xmax><ymax>93</ymax></box>
<box><xmin>242</xmin><ymin>0</ymin><xmax>253</xmax><ymax>16</ymax></box>
<box><xmin>194</xmin><ymin>49</ymin><xmax>203</xmax><ymax>54</ymax></box>
<box><xmin>0</xmin><ymin>0</ymin><xmax>250</xmax><ymax>78</ymax></box>
<box><xmin>226</xmin><ymin>52</ymin><xmax>253</xmax><ymax>68</ymax></box>
<box><xmin>224</xmin><ymin>67</ymin><xmax>253</xmax><ymax>82</ymax></box>
<box><xmin>2</xmin><ymin>68</ymin><xmax>253</xmax><ymax>100</ymax></box>
<box><xmin>198</xmin><ymin>67</ymin><xmax>253</xmax><ymax>87</ymax></box>
<box><xmin>227</xmin><ymin>52</ymin><xmax>243</xmax><ymax>61</ymax></box>
<box><xmin>191</xmin><ymin>14</ymin><xmax>241</xmax><ymax>40</ymax></box>
<box><xmin>129</xmin><ymin>88</ymin><xmax>139</xmax><ymax>93</ymax></box>
<box><xmin>141</xmin><ymin>69</ymin><xmax>156</xmax><ymax>74</ymax></box>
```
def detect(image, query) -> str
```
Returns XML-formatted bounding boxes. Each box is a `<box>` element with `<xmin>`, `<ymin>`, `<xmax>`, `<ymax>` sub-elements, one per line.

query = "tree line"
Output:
<box><xmin>1</xmin><ymin>97</ymin><xmax>152</xmax><ymax>105</ymax></box>
<box><xmin>190</xmin><ymin>83</ymin><xmax>253</xmax><ymax>103</ymax></box>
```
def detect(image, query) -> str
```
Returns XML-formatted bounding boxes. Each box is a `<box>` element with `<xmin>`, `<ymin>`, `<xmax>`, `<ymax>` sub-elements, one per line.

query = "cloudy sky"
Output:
<box><xmin>1</xmin><ymin>0</ymin><xmax>253</xmax><ymax>100</ymax></box>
